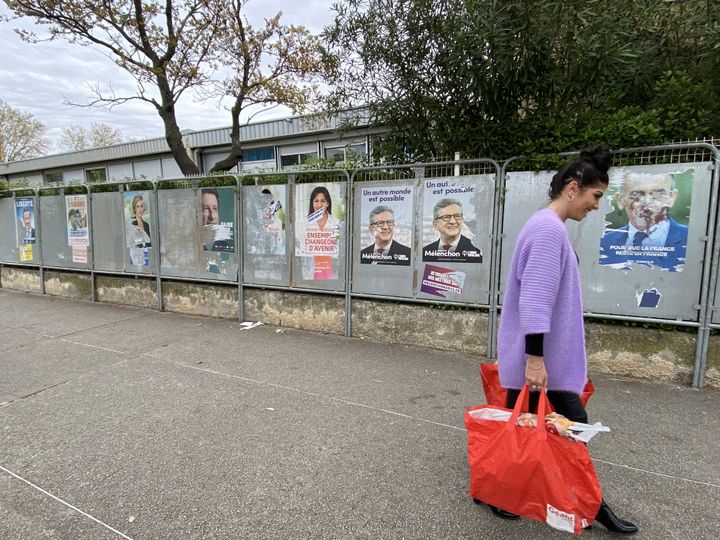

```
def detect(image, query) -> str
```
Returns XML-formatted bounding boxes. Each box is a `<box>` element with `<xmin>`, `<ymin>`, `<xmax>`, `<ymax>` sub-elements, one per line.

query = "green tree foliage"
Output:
<box><xmin>4</xmin><ymin>0</ymin><xmax>220</xmax><ymax>175</ymax></box>
<box><xmin>3</xmin><ymin>1</ymin><xmax>329</xmax><ymax>174</ymax></box>
<box><xmin>206</xmin><ymin>1</ymin><xmax>331</xmax><ymax>172</ymax></box>
<box><xmin>324</xmin><ymin>0</ymin><xmax>720</xmax><ymax>160</ymax></box>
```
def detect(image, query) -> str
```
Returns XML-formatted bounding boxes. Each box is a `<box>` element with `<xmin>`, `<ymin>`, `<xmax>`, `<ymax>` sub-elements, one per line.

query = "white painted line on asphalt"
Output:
<box><xmin>593</xmin><ymin>459</ymin><xmax>720</xmax><ymax>489</ymax></box>
<box><xmin>173</xmin><ymin>361</ymin><xmax>466</xmax><ymax>432</ymax></box>
<box><xmin>57</xmin><ymin>338</ymin><xmax>128</xmax><ymax>355</ymax></box>
<box><xmin>169</xmin><ymin>360</ymin><xmax>720</xmax><ymax>489</ymax></box>
<box><xmin>0</xmin><ymin>464</ymin><xmax>134</xmax><ymax>540</ymax></box>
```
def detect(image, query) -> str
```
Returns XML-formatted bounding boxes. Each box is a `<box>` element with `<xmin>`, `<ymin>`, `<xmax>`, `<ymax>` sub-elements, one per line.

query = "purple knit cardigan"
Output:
<box><xmin>498</xmin><ymin>208</ymin><xmax>588</xmax><ymax>394</ymax></box>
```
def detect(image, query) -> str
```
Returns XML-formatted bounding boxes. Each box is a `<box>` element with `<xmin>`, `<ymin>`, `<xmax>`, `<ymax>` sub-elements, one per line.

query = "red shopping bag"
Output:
<box><xmin>480</xmin><ymin>363</ymin><xmax>595</xmax><ymax>408</ymax></box>
<box><xmin>465</xmin><ymin>386</ymin><xmax>602</xmax><ymax>534</ymax></box>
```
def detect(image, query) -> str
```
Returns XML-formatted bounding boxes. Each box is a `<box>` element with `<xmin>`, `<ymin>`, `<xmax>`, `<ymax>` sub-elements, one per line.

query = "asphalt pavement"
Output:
<box><xmin>1</xmin><ymin>288</ymin><xmax>718</xmax><ymax>539</ymax></box>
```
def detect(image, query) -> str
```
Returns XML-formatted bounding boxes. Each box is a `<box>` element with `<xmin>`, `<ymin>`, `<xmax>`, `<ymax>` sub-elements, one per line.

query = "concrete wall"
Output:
<box><xmin>162</xmin><ymin>280</ymin><xmax>238</xmax><ymax>319</ymax></box>
<box><xmin>704</xmin><ymin>335</ymin><xmax>720</xmax><ymax>388</ymax></box>
<box><xmin>2</xmin><ymin>267</ymin><xmax>718</xmax><ymax>389</ymax></box>
<box><xmin>585</xmin><ymin>321</ymin><xmax>696</xmax><ymax>386</ymax></box>
<box><xmin>0</xmin><ymin>266</ymin><xmax>41</xmax><ymax>292</ymax></box>
<box><xmin>244</xmin><ymin>288</ymin><xmax>344</xmax><ymax>334</ymax></box>
<box><xmin>43</xmin><ymin>271</ymin><xmax>93</xmax><ymax>300</ymax></box>
<box><xmin>352</xmin><ymin>298</ymin><xmax>487</xmax><ymax>355</ymax></box>
<box><xmin>96</xmin><ymin>275</ymin><xmax>157</xmax><ymax>309</ymax></box>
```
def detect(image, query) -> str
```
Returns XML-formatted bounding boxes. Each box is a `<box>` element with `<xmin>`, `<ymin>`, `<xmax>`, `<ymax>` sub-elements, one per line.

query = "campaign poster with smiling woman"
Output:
<box><xmin>294</xmin><ymin>183</ymin><xmax>344</xmax><ymax>281</ymax></box>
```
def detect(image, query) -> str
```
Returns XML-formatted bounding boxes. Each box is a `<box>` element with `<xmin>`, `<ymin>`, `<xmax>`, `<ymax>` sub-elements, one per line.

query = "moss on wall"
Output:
<box><xmin>352</xmin><ymin>298</ymin><xmax>487</xmax><ymax>355</ymax></box>
<box><xmin>44</xmin><ymin>271</ymin><xmax>92</xmax><ymax>300</ymax></box>
<box><xmin>585</xmin><ymin>321</ymin><xmax>697</xmax><ymax>385</ymax></box>
<box><xmin>0</xmin><ymin>266</ymin><xmax>41</xmax><ymax>292</ymax></box>
<box><xmin>162</xmin><ymin>280</ymin><xmax>238</xmax><ymax>319</ymax></box>
<box><xmin>243</xmin><ymin>289</ymin><xmax>345</xmax><ymax>334</ymax></box>
<box><xmin>96</xmin><ymin>275</ymin><xmax>157</xmax><ymax>308</ymax></box>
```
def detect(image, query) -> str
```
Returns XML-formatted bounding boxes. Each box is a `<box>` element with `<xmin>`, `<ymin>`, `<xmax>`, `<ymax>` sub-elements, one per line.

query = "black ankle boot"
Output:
<box><xmin>595</xmin><ymin>500</ymin><xmax>638</xmax><ymax>535</ymax></box>
<box><xmin>472</xmin><ymin>498</ymin><xmax>520</xmax><ymax>520</ymax></box>
<box><xmin>489</xmin><ymin>505</ymin><xmax>520</xmax><ymax>520</ymax></box>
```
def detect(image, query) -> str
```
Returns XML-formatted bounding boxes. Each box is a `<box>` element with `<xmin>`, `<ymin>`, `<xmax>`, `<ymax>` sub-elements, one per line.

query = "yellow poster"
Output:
<box><xmin>19</xmin><ymin>244</ymin><xmax>33</xmax><ymax>261</ymax></box>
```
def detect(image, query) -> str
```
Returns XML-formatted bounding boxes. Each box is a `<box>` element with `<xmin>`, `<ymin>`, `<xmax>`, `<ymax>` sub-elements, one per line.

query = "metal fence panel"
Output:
<box><xmin>158</xmin><ymin>188</ymin><xmax>238</xmax><ymax>282</ymax></box>
<box><xmin>292</xmin><ymin>182</ymin><xmax>347</xmax><ymax>290</ymax></box>
<box><xmin>92</xmin><ymin>192</ymin><xmax>127</xmax><ymax>272</ymax></box>
<box><xmin>352</xmin><ymin>180</ymin><xmax>415</xmax><ymax>298</ymax></box>
<box><xmin>40</xmin><ymin>194</ymin><xmax>90</xmax><ymax>269</ymax></box>
<box><xmin>243</xmin><ymin>184</ymin><xmax>289</xmax><ymax>285</ymax></box>
<box><xmin>501</xmin><ymin>163</ymin><xmax>711</xmax><ymax>321</ymax></box>
<box><xmin>416</xmin><ymin>174</ymin><xmax>494</xmax><ymax>304</ymax></box>
<box><xmin>0</xmin><ymin>198</ymin><xmax>19</xmax><ymax>263</ymax></box>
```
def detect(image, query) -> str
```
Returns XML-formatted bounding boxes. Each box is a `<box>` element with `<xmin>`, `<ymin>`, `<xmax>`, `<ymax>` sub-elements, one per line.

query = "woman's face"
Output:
<box><xmin>134</xmin><ymin>199</ymin><xmax>144</xmax><ymax>215</ymax></box>
<box><xmin>569</xmin><ymin>183</ymin><xmax>606</xmax><ymax>221</ymax></box>
<box><xmin>312</xmin><ymin>193</ymin><xmax>329</xmax><ymax>213</ymax></box>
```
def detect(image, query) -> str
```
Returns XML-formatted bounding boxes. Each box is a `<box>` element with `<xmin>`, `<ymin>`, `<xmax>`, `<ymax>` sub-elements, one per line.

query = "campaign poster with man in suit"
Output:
<box><xmin>421</xmin><ymin>179</ymin><xmax>482</xmax><ymax>264</ymax></box>
<box><xmin>15</xmin><ymin>198</ymin><xmax>35</xmax><ymax>261</ymax></box>
<box><xmin>200</xmin><ymin>187</ymin><xmax>235</xmax><ymax>253</ymax></box>
<box><xmin>359</xmin><ymin>185</ymin><xmax>413</xmax><ymax>266</ymax></box>
<box><xmin>599</xmin><ymin>169</ymin><xmax>692</xmax><ymax>272</ymax></box>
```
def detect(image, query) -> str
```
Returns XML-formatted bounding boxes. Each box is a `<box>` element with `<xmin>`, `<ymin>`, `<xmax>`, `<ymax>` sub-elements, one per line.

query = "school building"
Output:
<box><xmin>0</xmin><ymin>111</ymin><xmax>377</xmax><ymax>186</ymax></box>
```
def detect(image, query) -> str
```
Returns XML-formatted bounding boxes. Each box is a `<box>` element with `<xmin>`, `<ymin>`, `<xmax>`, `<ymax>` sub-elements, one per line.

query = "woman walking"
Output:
<box><xmin>494</xmin><ymin>145</ymin><xmax>638</xmax><ymax>534</ymax></box>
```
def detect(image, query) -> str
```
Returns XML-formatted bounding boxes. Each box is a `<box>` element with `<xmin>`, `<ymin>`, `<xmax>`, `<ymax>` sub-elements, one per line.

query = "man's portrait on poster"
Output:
<box><xmin>599</xmin><ymin>171</ymin><xmax>689</xmax><ymax>272</ymax></box>
<box><xmin>360</xmin><ymin>205</ymin><xmax>411</xmax><ymax>265</ymax></box>
<box><xmin>201</xmin><ymin>188</ymin><xmax>234</xmax><ymax>252</ymax></box>
<box><xmin>18</xmin><ymin>206</ymin><xmax>36</xmax><ymax>244</ymax></box>
<box><xmin>422</xmin><ymin>198</ymin><xmax>482</xmax><ymax>263</ymax></box>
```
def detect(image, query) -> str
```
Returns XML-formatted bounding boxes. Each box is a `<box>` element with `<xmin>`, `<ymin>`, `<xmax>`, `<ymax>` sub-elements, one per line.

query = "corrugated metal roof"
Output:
<box><xmin>186</xmin><ymin>113</ymin><xmax>352</xmax><ymax>148</ymax></box>
<box><xmin>1</xmin><ymin>109</ymin><xmax>372</xmax><ymax>176</ymax></box>
<box><xmin>1</xmin><ymin>136</ymin><xmax>172</xmax><ymax>175</ymax></box>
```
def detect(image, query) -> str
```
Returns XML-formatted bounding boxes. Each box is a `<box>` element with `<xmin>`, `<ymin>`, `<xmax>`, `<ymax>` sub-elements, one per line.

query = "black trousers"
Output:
<box><xmin>505</xmin><ymin>388</ymin><xmax>588</xmax><ymax>424</ymax></box>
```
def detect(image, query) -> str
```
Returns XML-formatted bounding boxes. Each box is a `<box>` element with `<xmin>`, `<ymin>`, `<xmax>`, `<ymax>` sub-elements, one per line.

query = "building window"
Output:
<box><xmin>324</xmin><ymin>143</ymin><xmax>367</xmax><ymax>164</ymax></box>
<box><xmin>85</xmin><ymin>167</ymin><xmax>107</xmax><ymax>183</ymax></box>
<box><xmin>325</xmin><ymin>147</ymin><xmax>346</xmax><ymax>162</ymax></box>
<box><xmin>243</xmin><ymin>147</ymin><xmax>275</xmax><ymax>162</ymax></box>
<box><xmin>45</xmin><ymin>172</ymin><xmax>63</xmax><ymax>184</ymax></box>
<box><xmin>280</xmin><ymin>152</ymin><xmax>317</xmax><ymax>169</ymax></box>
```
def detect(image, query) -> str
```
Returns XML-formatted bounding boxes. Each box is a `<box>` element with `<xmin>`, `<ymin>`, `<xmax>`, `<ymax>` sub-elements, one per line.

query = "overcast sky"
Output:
<box><xmin>0</xmin><ymin>1</ymin><xmax>337</xmax><ymax>152</ymax></box>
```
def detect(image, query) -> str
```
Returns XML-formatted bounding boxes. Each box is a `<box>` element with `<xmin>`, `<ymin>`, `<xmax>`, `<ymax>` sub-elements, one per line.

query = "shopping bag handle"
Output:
<box><xmin>507</xmin><ymin>385</ymin><xmax>548</xmax><ymax>437</ymax></box>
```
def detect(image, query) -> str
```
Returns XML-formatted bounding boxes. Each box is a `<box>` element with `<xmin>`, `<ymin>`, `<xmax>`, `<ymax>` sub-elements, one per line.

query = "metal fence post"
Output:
<box><xmin>344</xmin><ymin>169</ymin><xmax>354</xmax><ymax>337</ymax></box>
<box><xmin>36</xmin><ymin>188</ymin><xmax>46</xmax><ymax>295</ymax></box>
<box><xmin>151</xmin><ymin>180</ymin><xmax>163</xmax><ymax>311</ymax></box>
<box><xmin>487</xmin><ymin>158</ymin><xmax>512</xmax><ymax>359</ymax></box>
<box><xmin>86</xmin><ymin>184</ymin><xmax>96</xmax><ymax>302</ymax></box>
<box><xmin>235</xmin><ymin>174</ymin><xmax>244</xmax><ymax>322</ymax></box>
<box><xmin>693</xmin><ymin>152</ymin><xmax>720</xmax><ymax>388</ymax></box>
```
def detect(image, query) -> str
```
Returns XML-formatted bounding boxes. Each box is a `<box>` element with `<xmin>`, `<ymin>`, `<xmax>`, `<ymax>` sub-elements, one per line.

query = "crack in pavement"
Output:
<box><xmin>0</xmin><ymin>380</ymin><xmax>71</xmax><ymax>408</ymax></box>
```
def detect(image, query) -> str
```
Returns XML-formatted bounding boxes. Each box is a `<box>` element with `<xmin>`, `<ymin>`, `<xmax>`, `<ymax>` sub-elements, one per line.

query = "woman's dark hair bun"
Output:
<box><xmin>580</xmin><ymin>144</ymin><xmax>612</xmax><ymax>174</ymax></box>
<box><xmin>548</xmin><ymin>143</ymin><xmax>612</xmax><ymax>200</ymax></box>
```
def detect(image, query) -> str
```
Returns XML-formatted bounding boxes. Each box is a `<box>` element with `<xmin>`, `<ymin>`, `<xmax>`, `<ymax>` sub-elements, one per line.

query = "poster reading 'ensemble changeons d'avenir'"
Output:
<box><xmin>295</xmin><ymin>183</ymin><xmax>344</xmax><ymax>281</ymax></box>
